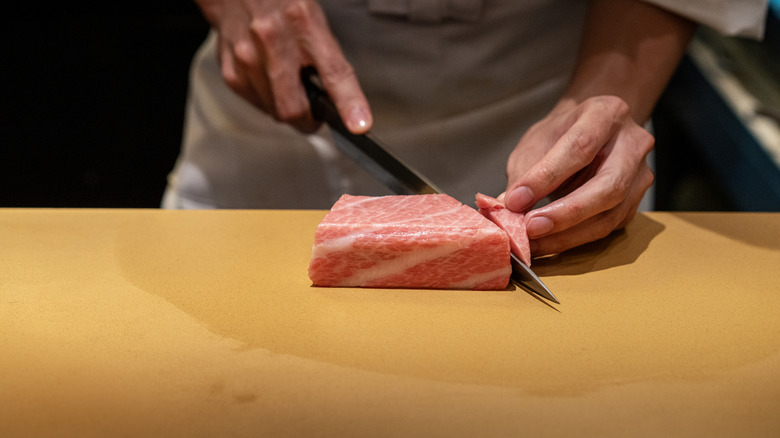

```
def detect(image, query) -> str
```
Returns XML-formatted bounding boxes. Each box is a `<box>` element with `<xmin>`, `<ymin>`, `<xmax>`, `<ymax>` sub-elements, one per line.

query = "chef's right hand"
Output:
<box><xmin>195</xmin><ymin>0</ymin><xmax>372</xmax><ymax>134</ymax></box>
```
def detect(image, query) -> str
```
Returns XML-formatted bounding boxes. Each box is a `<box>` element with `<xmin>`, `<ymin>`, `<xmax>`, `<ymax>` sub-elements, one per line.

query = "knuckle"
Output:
<box><xmin>250</xmin><ymin>17</ymin><xmax>279</xmax><ymax>48</ymax></box>
<box><xmin>319</xmin><ymin>60</ymin><xmax>356</xmax><ymax>87</ymax></box>
<box><xmin>565</xmin><ymin>129</ymin><xmax>596</xmax><ymax>164</ymax></box>
<box><xmin>637</xmin><ymin>128</ymin><xmax>655</xmax><ymax>154</ymax></box>
<box><xmin>232</xmin><ymin>39</ymin><xmax>259</xmax><ymax>68</ymax></box>
<box><xmin>284</xmin><ymin>0</ymin><xmax>315</xmax><ymax>26</ymax></box>
<box><xmin>535</xmin><ymin>162</ymin><xmax>560</xmax><ymax>188</ymax></box>
<box><xmin>592</xmin><ymin>95</ymin><xmax>630</xmax><ymax>117</ymax></box>
<box><xmin>602</xmin><ymin>172</ymin><xmax>631</xmax><ymax>207</ymax></box>
<box><xmin>562</xmin><ymin>200</ymin><xmax>586</xmax><ymax>221</ymax></box>
<box><xmin>610</xmin><ymin>171</ymin><xmax>632</xmax><ymax>197</ymax></box>
<box><xmin>610</xmin><ymin>96</ymin><xmax>631</xmax><ymax>117</ymax></box>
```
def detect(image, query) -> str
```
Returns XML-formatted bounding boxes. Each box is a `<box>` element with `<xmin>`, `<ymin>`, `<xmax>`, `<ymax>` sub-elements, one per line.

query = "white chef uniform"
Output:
<box><xmin>163</xmin><ymin>0</ymin><xmax>768</xmax><ymax>209</ymax></box>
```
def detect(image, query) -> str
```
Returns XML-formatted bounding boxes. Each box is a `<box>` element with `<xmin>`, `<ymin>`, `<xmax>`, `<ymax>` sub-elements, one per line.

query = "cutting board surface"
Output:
<box><xmin>1</xmin><ymin>209</ymin><xmax>779</xmax><ymax>437</ymax></box>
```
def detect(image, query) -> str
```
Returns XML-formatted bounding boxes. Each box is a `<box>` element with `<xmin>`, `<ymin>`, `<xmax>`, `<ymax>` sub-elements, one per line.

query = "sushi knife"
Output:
<box><xmin>302</xmin><ymin>68</ymin><xmax>559</xmax><ymax>304</ymax></box>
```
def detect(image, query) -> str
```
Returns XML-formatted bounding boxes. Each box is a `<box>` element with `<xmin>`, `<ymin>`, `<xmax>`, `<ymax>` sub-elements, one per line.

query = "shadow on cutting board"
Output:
<box><xmin>531</xmin><ymin>213</ymin><xmax>666</xmax><ymax>277</ymax></box>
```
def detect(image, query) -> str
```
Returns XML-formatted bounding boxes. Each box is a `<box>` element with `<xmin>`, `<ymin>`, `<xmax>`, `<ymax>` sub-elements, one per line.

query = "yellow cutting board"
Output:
<box><xmin>1</xmin><ymin>209</ymin><xmax>779</xmax><ymax>437</ymax></box>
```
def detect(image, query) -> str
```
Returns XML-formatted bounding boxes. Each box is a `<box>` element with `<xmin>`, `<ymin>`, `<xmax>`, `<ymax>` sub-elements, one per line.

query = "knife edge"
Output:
<box><xmin>510</xmin><ymin>253</ymin><xmax>560</xmax><ymax>304</ymax></box>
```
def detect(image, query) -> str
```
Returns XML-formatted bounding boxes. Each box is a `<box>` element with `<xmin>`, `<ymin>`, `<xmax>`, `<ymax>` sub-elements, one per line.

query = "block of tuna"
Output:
<box><xmin>308</xmin><ymin>194</ymin><xmax>511</xmax><ymax>290</ymax></box>
<box><xmin>475</xmin><ymin>193</ymin><xmax>532</xmax><ymax>266</ymax></box>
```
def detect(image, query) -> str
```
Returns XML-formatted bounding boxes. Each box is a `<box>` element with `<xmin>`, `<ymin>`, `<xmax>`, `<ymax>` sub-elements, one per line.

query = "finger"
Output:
<box><xmin>617</xmin><ymin>166</ymin><xmax>655</xmax><ymax>229</ymax></box>
<box><xmin>316</xmin><ymin>55</ymin><xmax>372</xmax><ymax>134</ymax></box>
<box><xmin>285</xmin><ymin>1</ymin><xmax>372</xmax><ymax>134</ymax></box>
<box><xmin>529</xmin><ymin>209</ymin><xmax>620</xmax><ymax>257</ymax></box>
<box><xmin>249</xmin><ymin>16</ymin><xmax>320</xmax><ymax>133</ymax></box>
<box><xmin>226</xmin><ymin>34</ymin><xmax>276</xmax><ymax>113</ymax></box>
<box><xmin>529</xmin><ymin>164</ymin><xmax>654</xmax><ymax>256</ymax></box>
<box><xmin>524</xmin><ymin>126</ymin><xmax>654</xmax><ymax>239</ymax></box>
<box><xmin>505</xmin><ymin>98</ymin><xmax>629</xmax><ymax>212</ymax></box>
<box><xmin>217</xmin><ymin>35</ymin><xmax>255</xmax><ymax>104</ymax></box>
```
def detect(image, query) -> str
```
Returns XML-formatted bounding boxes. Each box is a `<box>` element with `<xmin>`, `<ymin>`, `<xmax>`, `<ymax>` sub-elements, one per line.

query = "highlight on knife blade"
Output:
<box><xmin>510</xmin><ymin>253</ymin><xmax>559</xmax><ymax>304</ymax></box>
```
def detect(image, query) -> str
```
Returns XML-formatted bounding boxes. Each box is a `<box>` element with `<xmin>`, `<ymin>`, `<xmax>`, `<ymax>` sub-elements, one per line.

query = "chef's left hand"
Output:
<box><xmin>500</xmin><ymin>0</ymin><xmax>694</xmax><ymax>257</ymax></box>
<box><xmin>503</xmin><ymin>95</ymin><xmax>655</xmax><ymax>257</ymax></box>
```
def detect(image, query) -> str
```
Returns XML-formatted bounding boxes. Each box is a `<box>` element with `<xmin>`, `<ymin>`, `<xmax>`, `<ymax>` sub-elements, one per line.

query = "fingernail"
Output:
<box><xmin>527</xmin><ymin>216</ymin><xmax>553</xmax><ymax>238</ymax></box>
<box><xmin>347</xmin><ymin>107</ymin><xmax>370</xmax><ymax>133</ymax></box>
<box><xmin>506</xmin><ymin>186</ymin><xmax>534</xmax><ymax>211</ymax></box>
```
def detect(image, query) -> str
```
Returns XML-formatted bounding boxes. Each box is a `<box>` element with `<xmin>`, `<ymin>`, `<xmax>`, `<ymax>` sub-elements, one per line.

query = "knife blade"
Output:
<box><xmin>302</xmin><ymin>68</ymin><xmax>559</xmax><ymax>304</ymax></box>
<box><xmin>511</xmin><ymin>253</ymin><xmax>559</xmax><ymax>304</ymax></box>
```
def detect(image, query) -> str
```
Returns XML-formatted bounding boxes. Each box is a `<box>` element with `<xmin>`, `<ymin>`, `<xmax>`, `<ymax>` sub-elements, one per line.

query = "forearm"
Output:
<box><xmin>558</xmin><ymin>0</ymin><xmax>696</xmax><ymax>123</ymax></box>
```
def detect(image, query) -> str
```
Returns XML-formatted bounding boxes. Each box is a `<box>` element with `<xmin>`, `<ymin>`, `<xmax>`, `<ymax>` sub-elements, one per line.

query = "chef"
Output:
<box><xmin>164</xmin><ymin>0</ymin><xmax>768</xmax><ymax>256</ymax></box>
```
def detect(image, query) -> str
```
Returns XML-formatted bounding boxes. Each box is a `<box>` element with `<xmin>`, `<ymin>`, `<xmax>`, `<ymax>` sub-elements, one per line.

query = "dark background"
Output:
<box><xmin>1</xmin><ymin>3</ymin><xmax>209</xmax><ymax>207</ymax></box>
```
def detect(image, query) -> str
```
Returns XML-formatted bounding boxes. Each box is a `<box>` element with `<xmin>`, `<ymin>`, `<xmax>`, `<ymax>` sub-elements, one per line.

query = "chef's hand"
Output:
<box><xmin>501</xmin><ymin>0</ymin><xmax>694</xmax><ymax>257</ymax></box>
<box><xmin>195</xmin><ymin>0</ymin><xmax>372</xmax><ymax>133</ymax></box>
<box><xmin>504</xmin><ymin>96</ymin><xmax>655</xmax><ymax>256</ymax></box>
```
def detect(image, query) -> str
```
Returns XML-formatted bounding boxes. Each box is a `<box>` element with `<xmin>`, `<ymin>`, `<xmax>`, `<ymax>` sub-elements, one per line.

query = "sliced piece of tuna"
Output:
<box><xmin>475</xmin><ymin>193</ymin><xmax>532</xmax><ymax>266</ymax></box>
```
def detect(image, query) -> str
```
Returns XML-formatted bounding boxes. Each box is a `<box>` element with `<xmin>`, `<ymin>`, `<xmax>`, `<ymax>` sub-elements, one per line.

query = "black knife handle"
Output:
<box><xmin>301</xmin><ymin>67</ymin><xmax>341</xmax><ymax>128</ymax></box>
<box><xmin>300</xmin><ymin>67</ymin><xmax>441</xmax><ymax>196</ymax></box>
